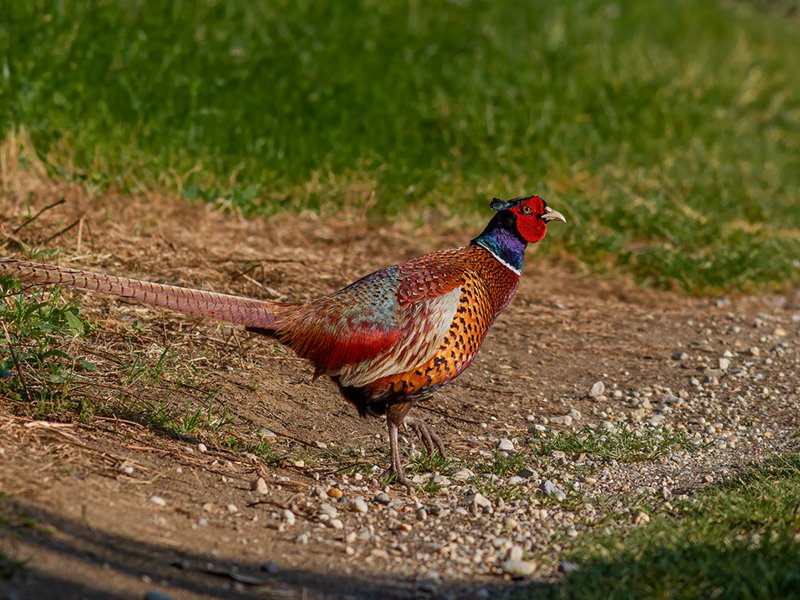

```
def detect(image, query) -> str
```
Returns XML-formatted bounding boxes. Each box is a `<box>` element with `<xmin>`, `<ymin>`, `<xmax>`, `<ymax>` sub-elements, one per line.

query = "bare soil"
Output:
<box><xmin>1</xmin><ymin>166</ymin><xmax>799</xmax><ymax>600</ymax></box>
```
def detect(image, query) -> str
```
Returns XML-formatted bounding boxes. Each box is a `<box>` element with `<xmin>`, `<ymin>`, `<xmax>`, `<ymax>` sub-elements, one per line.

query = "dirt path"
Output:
<box><xmin>1</xmin><ymin>176</ymin><xmax>798</xmax><ymax>599</ymax></box>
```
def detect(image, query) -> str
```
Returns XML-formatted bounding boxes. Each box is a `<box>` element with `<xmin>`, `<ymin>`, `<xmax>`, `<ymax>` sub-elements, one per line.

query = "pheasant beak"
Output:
<box><xmin>542</xmin><ymin>207</ymin><xmax>567</xmax><ymax>223</ymax></box>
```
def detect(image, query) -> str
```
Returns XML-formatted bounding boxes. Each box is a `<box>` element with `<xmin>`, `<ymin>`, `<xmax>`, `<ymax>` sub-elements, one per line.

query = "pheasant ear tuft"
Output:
<box><xmin>490</xmin><ymin>198</ymin><xmax>512</xmax><ymax>211</ymax></box>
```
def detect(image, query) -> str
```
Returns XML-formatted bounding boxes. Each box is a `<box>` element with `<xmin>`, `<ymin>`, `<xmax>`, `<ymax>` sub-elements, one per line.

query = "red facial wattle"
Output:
<box><xmin>511</xmin><ymin>196</ymin><xmax>549</xmax><ymax>244</ymax></box>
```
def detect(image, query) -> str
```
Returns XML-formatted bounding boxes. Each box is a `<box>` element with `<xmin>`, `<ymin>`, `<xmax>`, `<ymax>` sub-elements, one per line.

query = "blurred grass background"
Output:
<box><xmin>1</xmin><ymin>0</ymin><xmax>798</xmax><ymax>293</ymax></box>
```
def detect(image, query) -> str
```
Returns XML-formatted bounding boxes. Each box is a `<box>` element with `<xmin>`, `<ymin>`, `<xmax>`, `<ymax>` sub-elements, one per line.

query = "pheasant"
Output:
<box><xmin>0</xmin><ymin>195</ymin><xmax>565</xmax><ymax>485</ymax></box>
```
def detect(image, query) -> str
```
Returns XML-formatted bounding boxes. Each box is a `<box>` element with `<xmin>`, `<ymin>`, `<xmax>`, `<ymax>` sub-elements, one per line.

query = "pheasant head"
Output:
<box><xmin>471</xmin><ymin>195</ymin><xmax>566</xmax><ymax>274</ymax></box>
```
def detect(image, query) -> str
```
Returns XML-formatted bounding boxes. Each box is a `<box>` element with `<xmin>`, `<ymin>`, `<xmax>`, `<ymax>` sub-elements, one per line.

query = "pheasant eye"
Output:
<box><xmin>520</xmin><ymin>205</ymin><xmax>533</xmax><ymax>215</ymax></box>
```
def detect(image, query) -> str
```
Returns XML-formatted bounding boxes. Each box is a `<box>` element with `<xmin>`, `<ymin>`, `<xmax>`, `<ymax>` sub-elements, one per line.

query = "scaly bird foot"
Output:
<box><xmin>386</xmin><ymin>419</ymin><xmax>416</xmax><ymax>489</ymax></box>
<box><xmin>404</xmin><ymin>415</ymin><xmax>446</xmax><ymax>459</ymax></box>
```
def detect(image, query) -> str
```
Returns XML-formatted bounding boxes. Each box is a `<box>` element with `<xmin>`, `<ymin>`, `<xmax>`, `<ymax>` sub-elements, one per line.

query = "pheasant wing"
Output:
<box><xmin>280</xmin><ymin>249</ymin><xmax>466</xmax><ymax>381</ymax></box>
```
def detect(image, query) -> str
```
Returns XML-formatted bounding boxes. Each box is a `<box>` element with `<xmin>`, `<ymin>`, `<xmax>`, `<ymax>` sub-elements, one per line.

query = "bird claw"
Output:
<box><xmin>386</xmin><ymin>415</ymin><xmax>446</xmax><ymax>489</ymax></box>
<box><xmin>404</xmin><ymin>416</ymin><xmax>446</xmax><ymax>459</ymax></box>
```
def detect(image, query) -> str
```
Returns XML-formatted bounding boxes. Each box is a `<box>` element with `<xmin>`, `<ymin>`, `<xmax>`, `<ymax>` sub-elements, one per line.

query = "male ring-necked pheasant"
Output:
<box><xmin>0</xmin><ymin>195</ymin><xmax>565</xmax><ymax>485</ymax></box>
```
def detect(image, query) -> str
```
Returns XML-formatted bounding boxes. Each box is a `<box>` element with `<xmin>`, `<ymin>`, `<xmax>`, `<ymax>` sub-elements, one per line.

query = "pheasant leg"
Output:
<box><xmin>404</xmin><ymin>415</ymin><xmax>446</xmax><ymax>458</ymax></box>
<box><xmin>386</xmin><ymin>419</ymin><xmax>413</xmax><ymax>488</ymax></box>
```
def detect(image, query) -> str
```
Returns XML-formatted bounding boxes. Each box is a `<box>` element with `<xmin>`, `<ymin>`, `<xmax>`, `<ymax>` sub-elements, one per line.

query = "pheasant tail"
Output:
<box><xmin>0</xmin><ymin>257</ymin><xmax>288</xmax><ymax>330</ymax></box>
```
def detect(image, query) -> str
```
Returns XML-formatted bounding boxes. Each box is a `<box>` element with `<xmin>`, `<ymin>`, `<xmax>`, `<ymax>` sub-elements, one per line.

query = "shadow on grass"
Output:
<box><xmin>537</xmin><ymin>541</ymin><xmax>800</xmax><ymax>600</ymax></box>
<box><xmin>530</xmin><ymin>452</ymin><xmax>800</xmax><ymax>600</ymax></box>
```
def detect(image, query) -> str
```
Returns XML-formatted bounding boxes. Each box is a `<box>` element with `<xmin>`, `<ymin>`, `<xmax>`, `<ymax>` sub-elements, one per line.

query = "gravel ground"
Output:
<box><xmin>1</xmin><ymin>179</ymin><xmax>798</xmax><ymax>599</ymax></box>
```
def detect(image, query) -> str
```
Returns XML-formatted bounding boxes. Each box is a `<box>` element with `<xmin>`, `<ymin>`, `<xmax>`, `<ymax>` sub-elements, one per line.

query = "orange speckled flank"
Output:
<box><xmin>355</xmin><ymin>245</ymin><xmax>520</xmax><ymax>408</ymax></box>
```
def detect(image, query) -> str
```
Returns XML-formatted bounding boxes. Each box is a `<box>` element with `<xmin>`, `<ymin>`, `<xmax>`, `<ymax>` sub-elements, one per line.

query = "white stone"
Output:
<box><xmin>252</xmin><ymin>477</ymin><xmax>269</xmax><ymax>494</ymax></box>
<box><xmin>351</xmin><ymin>497</ymin><xmax>369</xmax><ymax>514</ymax></box>
<box><xmin>502</xmin><ymin>559</ymin><xmax>536</xmax><ymax>577</ymax></box>
<box><xmin>451</xmin><ymin>468</ymin><xmax>474</xmax><ymax>481</ymax></box>
<box><xmin>498</xmin><ymin>438</ymin><xmax>515</xmax><ymax>452</ymax></box>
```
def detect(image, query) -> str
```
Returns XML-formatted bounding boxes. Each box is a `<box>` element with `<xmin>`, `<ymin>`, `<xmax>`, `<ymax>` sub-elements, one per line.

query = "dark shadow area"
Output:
<box><xmin>1</xmin><ymin>569</ymin><xmax>132</xmax><ymax>600</ymax></box>
<box><xmin>0</xmin><ymin>496</ymin><xmax>537</xmax><ymax>600</ymax></box>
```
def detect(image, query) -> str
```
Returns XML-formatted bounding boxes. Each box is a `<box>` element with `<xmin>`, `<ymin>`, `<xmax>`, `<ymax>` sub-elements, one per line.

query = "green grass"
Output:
<box><xmin>0</xmin><ymin>274</ymin><xmax>239</xmax><ymax>441</ymax></box>
<box><xmin>473</xmin><ymin>478</ymin><xmax>526</xmax><ymax>503</ymax></box>
<box><xmin>0</xmin><ymin>276</ymin><xmax>97</xmax><ymax>418</ymax></box>
<box><xmin>1</xmin><ymin>1</ymin><xmax>799</xmax><ymax>292</ymax></box>
<box><xmin>222</xmin><ymin>435</ymin><xmax>287</xmax><ymax>466</ymax></box>
<box><xmin>408</xmin><ymin>450</ymin><xmax>455</xmax><ymax>475</ymax></box>
<box><xmin>531</xmin><ymin>426</ymin><xmax>699</xmax><ymax>463</ymax></box>
<box><xmin>475</xmin><ymin>450</ymin><xmax>528</xmax><ymax>477</ymax></box>
<box><xmin>543</xmin><ymin>454</ymin><xmax>800</xmax><ymax>599</ymax></box>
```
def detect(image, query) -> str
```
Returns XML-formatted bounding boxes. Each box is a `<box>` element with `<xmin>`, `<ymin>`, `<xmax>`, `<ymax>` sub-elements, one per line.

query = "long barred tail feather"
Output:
<box><xmin>0</xmin><ymin>257</ymin><xmax>288</xmax><ymax>330</ymax></box>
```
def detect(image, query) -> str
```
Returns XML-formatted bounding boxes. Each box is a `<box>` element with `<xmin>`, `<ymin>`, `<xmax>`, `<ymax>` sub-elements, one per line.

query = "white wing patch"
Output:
<box><xmin>336</xmin><ymin>286</ymin><xmax>462</xmax><ymax>388</ymax></box>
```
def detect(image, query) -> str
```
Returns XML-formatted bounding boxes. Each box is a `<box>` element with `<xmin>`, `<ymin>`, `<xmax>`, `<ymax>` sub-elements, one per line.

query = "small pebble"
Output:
<box><xmin>150</xmin><ymin>495</ymin><xmax>166</xmax><ymax>507</ymax></box>
<box><xmin>252</xmin><ymin>477</ymin><xmax>269</xmax><ymax>495</ymax></box>
<box><xmin>282</xmin><ymin>509</ymin><xmax>296</xmax><ymax>526</ymax></box>
<box><xmin>590</xmin><ymin>381</ymin><xmax>605</xmax><ymax>397</ymax></box>
<box><xmin>351</xmin><ymin>497</ymin><xmax>369</xmax><ymax>514</ymax></box>
<box><xmin>319</xmin><ymin>503</ymin><xmax>338</xmax><ymax>518</ymax></box>
<box><xmin>197</xmin><ymin>443</ymin><xmax>207</xmax><ymax>453</ymax></box>
<box><xmin>539</xmin><ymin>480</ymin><xmax>566</xmax><ymax>501</ymax></box>
<box><xmin>451</xmin><ymin>468</ymin><xmax>474</xmax><ymax>481</ymax></box>
<box><xmin>260</xmin><ymin>561</ymin><xmax>280</xmax><ymax>574</ymax></box>
<box><xmin>498</xmin><ymin>438</ymin><xmax>515</xmax><ymax>452</ymax></box>
<box><xmin>327</xmin><ymin>488</ymin><xmax>344</xmax><ymax>499</ymax></box>
<box><xmin>463</xmin><ymin>492</ymin><xmax>493</xmax><ymax>514</ymax></box>
<box><xmin>502</xmin><ymin>559</ymin><xmax>536</xmax><ymax>577</ymax></box>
